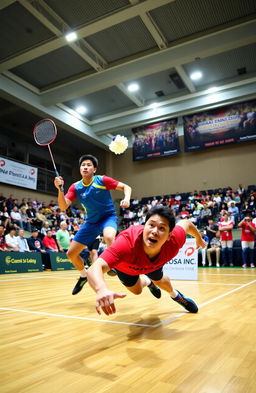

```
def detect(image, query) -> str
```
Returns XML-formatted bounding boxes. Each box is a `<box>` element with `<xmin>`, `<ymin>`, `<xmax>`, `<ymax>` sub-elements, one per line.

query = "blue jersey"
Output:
<box><xmin>65</xmin><ymin>175</ymin><xmax>118</xmax><ymax>223</ymax></box>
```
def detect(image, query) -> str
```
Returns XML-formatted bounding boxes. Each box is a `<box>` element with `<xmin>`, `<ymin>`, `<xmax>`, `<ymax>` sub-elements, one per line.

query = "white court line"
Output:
<box><xmin>1</xmin><ymin>279</ymin><xmax>256</xmax><ymax>328</ymax></box>
<box><xmin>0</xmin><ymin>307</ymin><xmax>153</xmax><ymax>328</ymax></box>
<box><xmin>0</xmin><ymin>276</ymin><xmax>244</xmax><ymax>285</ymax></box>
<box><xmin>198</xmin><ymin>272</ymin><xmax>256</xmax><ymax>277</ymax></box>
<box><xmin>153</xmin><ymin>278</ymin><xmax>256</xmax><ymax>327</ymax></box>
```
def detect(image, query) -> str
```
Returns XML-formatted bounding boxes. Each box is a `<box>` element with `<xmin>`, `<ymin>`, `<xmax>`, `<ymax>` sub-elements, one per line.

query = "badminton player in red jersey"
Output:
<box><xmin>87</xmin><ymin>206</ymin><xmax>207</xmax><ymax>315</ymax></box>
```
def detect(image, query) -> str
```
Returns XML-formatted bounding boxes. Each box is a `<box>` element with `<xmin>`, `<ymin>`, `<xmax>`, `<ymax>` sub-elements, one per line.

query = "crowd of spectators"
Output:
<box><xmin>0</xmin><ymin>194</ymin><xmax>86</xmax><ymax>263</ymax></box>
<box><xmin>0</xmin><ymin>184</ymin><xmax>255</xmax><ymax>268</ymax></box>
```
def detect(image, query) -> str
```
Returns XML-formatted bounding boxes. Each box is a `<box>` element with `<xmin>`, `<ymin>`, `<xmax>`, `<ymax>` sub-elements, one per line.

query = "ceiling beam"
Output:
<box><xmin>175</xmin><ymin>65</ymin><xmax>196</xmax><ymax>93</ymax></box>
<box><xmin>92</xmin><ymin>79</ymin><xmax>256</xmax><ymax>135</ymax></box>
<box><xmin>40</xmin><ymin>19</ymin><xmax>256</xmax><ymax>105</ymax></box>
<box><xmin>0</xmin><ymin>74</ymin><xmax>111</xmax><ymax>149</ymax></box>
<box><xmin>0</xmin><ymin>0</ymin><xmax>16</xmax><ymax>10</ymax></box>
<box><xmin>0</xmin><ymin>0</ymin><xmax>174</xmax><ymax>72</ymax></box>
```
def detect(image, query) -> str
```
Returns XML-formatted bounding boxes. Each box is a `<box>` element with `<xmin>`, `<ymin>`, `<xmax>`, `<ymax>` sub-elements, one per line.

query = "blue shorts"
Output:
<box><xmin>73</xmin><ymin>215</ymin><xmax>118</xmax><ymax>248</ymax></box>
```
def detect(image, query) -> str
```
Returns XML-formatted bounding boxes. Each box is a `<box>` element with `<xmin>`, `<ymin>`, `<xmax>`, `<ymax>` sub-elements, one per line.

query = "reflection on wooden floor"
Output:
<box><xmin>1</xmin><ymin>268</ymin><xmax>256</xmax><ymax>393</ymax></box>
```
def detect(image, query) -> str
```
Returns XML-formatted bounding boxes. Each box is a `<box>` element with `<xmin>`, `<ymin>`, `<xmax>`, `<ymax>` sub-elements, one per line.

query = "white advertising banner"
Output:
<box><xmin>0</xmin><ymin>157</ymin><xmax>38</xmax><ymax>190</ymax></box>
<box><xmin>163</xmin><ymin>239</ymin><xmax>198</xmax><ymax>280</ymax></box>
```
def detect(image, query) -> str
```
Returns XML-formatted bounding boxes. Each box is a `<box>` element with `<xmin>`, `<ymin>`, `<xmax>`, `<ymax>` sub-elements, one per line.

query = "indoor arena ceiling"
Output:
<box><xmin>0</xmin><ymin>0</ymin><xmax>256</xmax><ymax>150</ymax></box>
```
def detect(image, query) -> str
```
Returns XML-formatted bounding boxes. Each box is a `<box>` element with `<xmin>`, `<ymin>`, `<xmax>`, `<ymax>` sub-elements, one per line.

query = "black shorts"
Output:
<box><xmin>88</xmin><ymin>238</ymin><xmax>100</xmax><ymax>251</ymax></box>
<box><xmin>115</xmin><ymin>267</ymin><xmax>164</xmax><ymax>287</ymax></box>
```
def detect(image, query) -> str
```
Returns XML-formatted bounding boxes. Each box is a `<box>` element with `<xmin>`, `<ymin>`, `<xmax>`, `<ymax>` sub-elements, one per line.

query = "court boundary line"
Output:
<box><xmin>152</xmin><ymin>278</ymin><xmax>256</xmax><ymax>327</ymax></box>
<box><xmin>0</xmin><ymin>278</ymin><xmax>255</xmax><ymax>329</ymax></box>
<box><xmin>0</xmin><ymin>275</ymin><xmax>246</xmax><ymax>285</ymax></box>
<box><xmin>0</xmin><ymin>307</ymin><xmax>154</xmax><ymax>328</ymax></box>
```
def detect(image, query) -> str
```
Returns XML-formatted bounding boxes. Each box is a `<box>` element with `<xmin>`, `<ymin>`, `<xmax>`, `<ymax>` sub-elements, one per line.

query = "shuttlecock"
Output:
<box><xmin>109</xmin><ymin>135</ymin><xmax>128</xmax><ymax>155</ymax></box>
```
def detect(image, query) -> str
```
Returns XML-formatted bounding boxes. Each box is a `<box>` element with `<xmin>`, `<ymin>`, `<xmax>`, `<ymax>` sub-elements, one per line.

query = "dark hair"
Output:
<box><xmin>145</xmin><ymin>206</ymin><xmax>176</xmax><ymax>231</ymax></box>
<box><xmin>79</xmin><ymin>154</ymin><xmax>98</xmax><ymax>168</ymax></box>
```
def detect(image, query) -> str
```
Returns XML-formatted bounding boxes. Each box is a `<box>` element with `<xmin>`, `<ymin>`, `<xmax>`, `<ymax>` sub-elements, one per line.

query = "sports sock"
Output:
<box><xmin>170</xmin><ymin>289</ymin><xmax>179</xmax><ymax>299</ymax></box>
<box><xmin>79</xmin><ymin>267</ymin><xmax>87</xmax><ymax>278</ymax></box>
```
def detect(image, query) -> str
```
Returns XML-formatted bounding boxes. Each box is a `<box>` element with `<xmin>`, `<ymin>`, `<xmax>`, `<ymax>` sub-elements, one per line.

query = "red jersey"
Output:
<box><xmin>43</xmin><ymin>236</ymin><xmax>58</xmax><ymax>250</ymax></box>
<box><xmin>101</xmin><ymin>225</ymin><xmax>186</xmax><ymax>275</ymax></box>
<box><xmin>240</xmin><ymin>222</ymin><xmax>256</xmax><ymax>242</ymax></box>
<box><xmin>219</xmin><ymin>220</ymin><xmax>233</xmax><ymax>241</ymax></box>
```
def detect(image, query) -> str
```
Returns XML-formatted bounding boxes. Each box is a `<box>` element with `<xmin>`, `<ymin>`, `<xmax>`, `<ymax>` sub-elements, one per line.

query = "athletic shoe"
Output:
<box><xmin>72</xmin><ymin>277</ymin><xmax>87</xmax><ymax>295</ymax></box>
<box><xmin>230</xmin><ymin>263</ymin><xmax>234</xmax><ymax>267</ymax></box>
<box><xmin>216</xmin><ymin>263</ymin><xmax>220</xmax><ymax>267</ymax></box>
<box><xmin>250</xmin><ymin>263</ymin><xmax>255</xmax><ymax>268</ymax></box>
<box><xmin>242</xmin><ymin>264</ymin><xmax>247</xmax><ymax>268</ymax></box>
<box><xmin>148</xmin><ymin>283</ymin><xmax>161</xmax><ymax>299</ymax></box>
<box><xmin>172</xmin><ymin>290</ymin><xmax>198</xmax><ymax>313</ymax></box>
<box><xmin>107</xmin><ymin>269</ymin><xmax>117</xmax><ymax>276</ymax></box>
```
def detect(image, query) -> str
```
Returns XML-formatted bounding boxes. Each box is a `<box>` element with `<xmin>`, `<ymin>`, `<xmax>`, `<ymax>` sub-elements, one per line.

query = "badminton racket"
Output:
<box><xmin>33</xmin><ymin>118</ymin><xmax>64</xmax><ymax>192</ymax></box>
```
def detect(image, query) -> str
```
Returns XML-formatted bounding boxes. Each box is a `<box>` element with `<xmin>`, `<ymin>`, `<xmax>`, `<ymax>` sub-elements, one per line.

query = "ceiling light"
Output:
<box><xmin>75</xmin><ymin>105</ymin><xmax>87</xmax><ymax>114</ymax></box>
<box><xmin>65</xmin><ymin>32</ymin><xmax>77</xmax><ymax>42</ymax></box>
<box><xmin>149</xmin><ymin>103</ymin><xmax>160</xmax><ymax>109</ymax></box>
<box><xmin>127</xmin><ymin>83</ymin><xmax>139</xmax><ymax>92</ymax></box>
<box><xmin>190</xmin><ymin>71</ymin><xmax>202</xmax><ymax>81</ymax></box>
<box><xmin>207</xmin><ymin>87</ymin><xmax>219</xmax><ymax>93</ymax></box>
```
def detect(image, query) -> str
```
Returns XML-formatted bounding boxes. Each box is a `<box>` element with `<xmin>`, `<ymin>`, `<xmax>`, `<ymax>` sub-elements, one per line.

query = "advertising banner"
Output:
<box><xmin>183</xmin><ymin>99</ymin><xmax>256</xmax><ymax>152</ymax></box>
<box><xmin>0</xmin><ymin>252</ymin><xmax>43</xmax><ymax>274</ymax></box>
<box><xmin>50</xmin><ymin>252</ymin><xmax>76</xmax><ymax>271</ymax></box>
<box><xmin>132</xmin><ymin>119</ymin><xmax>180</xmax><ymax>161</ymax></box>
<box><xmin>163</xmin><ymin>239</ymin><xmax>198</xmax><ymax>280</ymax></box>
<box><xmin>0</xmin><ymin>157</ymin><xmax>38</xmax><ymax>190</ymax></box>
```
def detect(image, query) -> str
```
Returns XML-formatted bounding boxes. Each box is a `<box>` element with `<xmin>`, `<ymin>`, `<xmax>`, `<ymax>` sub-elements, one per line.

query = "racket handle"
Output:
<box><xmin>54</xmin><ymin>170</ymin><xmax>64</xmax><ymax>192</ymax></box>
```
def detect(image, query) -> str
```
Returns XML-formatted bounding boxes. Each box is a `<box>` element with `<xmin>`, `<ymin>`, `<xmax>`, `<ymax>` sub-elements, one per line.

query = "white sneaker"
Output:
<box><xmin>216</xmin><ymin>263</ymin><xmax>220</xmax><ymax>267</ymax></box>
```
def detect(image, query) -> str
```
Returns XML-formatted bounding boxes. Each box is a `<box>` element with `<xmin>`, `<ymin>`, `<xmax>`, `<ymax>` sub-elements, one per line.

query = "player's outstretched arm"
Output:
<box><xmin>87</xmin><ymin>258</ymin><xmax>126</xmax><ymax>315</ymax></box>
<box><xmin>176</xmin><ymin>219</ymin><xmax>207</xmax><ymax>249</ymax></box>
<box><xmin>116</xmin><ymin>182</ymin><xmax>132</xmax><ymax>209</ymax></box>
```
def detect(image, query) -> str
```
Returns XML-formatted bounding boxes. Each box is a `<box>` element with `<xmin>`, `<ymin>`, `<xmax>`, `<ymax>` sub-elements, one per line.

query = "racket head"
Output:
<box><xmin>33</xmin><ymin>118</ymin><xmax>57</xmax><ymax>146</ymax></box>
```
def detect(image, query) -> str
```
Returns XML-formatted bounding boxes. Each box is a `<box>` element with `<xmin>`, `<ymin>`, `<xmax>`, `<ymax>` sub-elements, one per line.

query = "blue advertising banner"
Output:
<box><xmin>0</xmin><ymin>252</ymin><xmax>43</xmax><ymax>274</ymax></box>
<box><xmin>132</xmin><ymin>119</ymin><xmax>180</xmax><ymax>161</ymax></box>
<box><xmin>183</xmin><ymin>99</ymin><xmax>256</xmax><ymax>152</ymax></box>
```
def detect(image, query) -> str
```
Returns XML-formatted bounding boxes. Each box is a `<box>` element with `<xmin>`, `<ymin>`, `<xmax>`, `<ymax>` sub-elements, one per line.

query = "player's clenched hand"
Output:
<box><xmin>95</xmin><ymin>289</ymin><xmax>126</xmax><ymax>315</ymax></box>
<box><xmin>54</xmin><ymin>176</ymin><xmax>64</xmax><ymax>189</ymax></box>
<box><xmin>120</xmin><ymin>199</ymin><xmax>130</xmax><ymax>208</ymax></box>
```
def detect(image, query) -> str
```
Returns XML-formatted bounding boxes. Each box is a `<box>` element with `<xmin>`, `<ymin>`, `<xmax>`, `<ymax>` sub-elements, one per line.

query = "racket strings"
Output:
<box><xmin>34</xmin><ymin>121</ymin><xmax>57</xmax><ymax>145</ymax></box>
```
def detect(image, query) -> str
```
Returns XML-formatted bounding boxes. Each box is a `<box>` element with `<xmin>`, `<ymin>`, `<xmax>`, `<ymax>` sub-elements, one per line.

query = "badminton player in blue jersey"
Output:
<box><xmin>54</xmin><ymin>154</ymin><xmax>132</xmax><ymax>295</ymax></box>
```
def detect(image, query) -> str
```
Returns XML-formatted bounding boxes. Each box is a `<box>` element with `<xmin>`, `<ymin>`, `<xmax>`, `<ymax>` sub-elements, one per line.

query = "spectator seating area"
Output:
<box><xmin>0</xmin><ymin>183</ymin><xmax>255</xmax><ymax>269</ymax></box>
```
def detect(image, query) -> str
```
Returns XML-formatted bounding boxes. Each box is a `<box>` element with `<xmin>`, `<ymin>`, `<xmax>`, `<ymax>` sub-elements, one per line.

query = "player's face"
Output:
<box><xmin>143</xmin><ymin>214</ymin><xmax>171</xmax><ymax>254</ymax></box>
<box><xmin>80</xmin><ymin>160</ymin><xmax>96</xmax><ymax>178</ymax></box>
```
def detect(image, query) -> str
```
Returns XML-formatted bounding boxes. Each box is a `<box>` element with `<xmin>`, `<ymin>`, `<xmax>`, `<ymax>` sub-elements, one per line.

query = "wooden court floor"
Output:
<box><xmin>1</xmin><ymin>268</ymin><xmax>256</xmax><ymax>393</ymax></box>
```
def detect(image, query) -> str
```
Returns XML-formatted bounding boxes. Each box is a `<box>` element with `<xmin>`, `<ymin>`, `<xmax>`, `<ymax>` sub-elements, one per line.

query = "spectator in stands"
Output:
<box><xmin>27</xmin><ymin>229</ymin><xmax>46</xmax><ymax>252</ymax></box>
<box><xmin>36</xmin><ymin>208</ymin><xmax>48</xmax><ymax>229</ymax></box>
<box><xmin>20</xmin><ymin>206</ymin><xmax>32</xmax><ymax>232</ymax></box>
<box><xmin>0</xmin><ymin>206</ymin><xmax>11</xmax><ymax>228</ymax></box>
<box><xmin>248</xmin><ymin>195</ymin><xmax>256</xmax><ymax>217</ymax></box>
<box><xmin>5</xmin><ymin>226</ymin><xmax>19</xmax><ymax>251</ymax></box>
<box><xmin>26</xmin><ymin>203</ymin><xmax>39</xmax><ymax>229</ymax></box>
<box><xmin>17</xmin><ymin>229</ymin><xmax>30</xmax><ymax>252</ymax></box>
<box><xmin>5</xmin><ymin>194</ymin><xmax>14</xmax><ymax>213</ymax></box>
<box><xmin>10</xmin><ymin>206</ymin><xmax>23</xmax><ymax>229</ymax></box>
<box><xmin>27</xmin><ymin>229</ymin><xmax>49</xmax><ymax>269</ymax></box>
<box><xmin>219</xmin><ymin>213</ymin><xmax>234</xmax><ymax>267</ymax></box>
<box><xmin>228</xmin><ymin>202</ymin><xmax>239</xmax><ymax>225</ymax></box>
<box><xmin>0</xmin><ymin>224</ymin><xmax>7</xmax><ymax>251</ymax></box>
<box><xmin>206</xmin><ymin>237</ymin><xmax>221</xmax><ymax>267</ymax></box>
<box><xmin>238</xmin><ymin>216</ymin><xmax>256</xmax><ymax>268</ymax></box>
<box><xmin>219</xmin><ymin>202</ymin><xmax>228</xmax><ymax>217</ymax></box>
<box><xmin>206</xmin><ymin>218</ymin><xmax>219</xmax><ymax>242</ymax></box>
<box><xmin>199</xmin><ymin>205</ymin><xmax>212</xmax><ymax>228</ymax></box>
<box><xmin>56</xmin><ymin>221</ymin><xmax>71</xmax><ymax>252</ymax></box>
<box><xmin>42</xmin><ymin>230</ymin><xmax>58</xmax><ymax>252</ymax></box>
